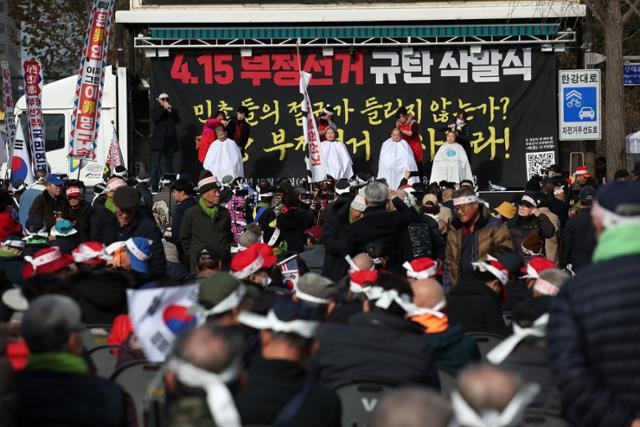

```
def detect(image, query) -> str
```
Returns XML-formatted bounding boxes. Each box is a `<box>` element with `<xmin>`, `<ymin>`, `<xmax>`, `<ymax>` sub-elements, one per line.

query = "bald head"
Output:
<box><xmin>174</xmin><ymin>326</ymin><xmax>236</xmax><ymax>374</ymax></box>
<box><xmin>352</xmin><ymin>253</ymin><xmax>374</xmax><ymax>272</ymax></box>
<box><xmin>457</xmin><ymin>364</ymin><xmax>521</xmax><ymax>414</ymax></box>
<box><xmin>411</xmin><ymin>278</ymin><xmax>445</xmax><ymax>309</ymax></box>
<box><xmin>372</xmin><ymin>387</ymin><xmax>453</xmax><ymax>427</ymax></box>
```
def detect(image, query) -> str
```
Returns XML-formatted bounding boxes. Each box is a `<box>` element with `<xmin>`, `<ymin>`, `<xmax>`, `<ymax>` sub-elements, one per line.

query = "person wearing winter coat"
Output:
<box><xmin>150</xmin><ymin>93</ymin><xmax>180</xmax><ymax>191</ymax></box>
<box><xmin>320</xmin><ymin>191</ymin><xmax>353</xmax><ymax>282</ymax></box>
<box><xmin>507</xmin><ymin>195</ymin><xmax>555</xmax><ymax>259</ymax></box>
<box><xmin>28</xmin><ymin>174</ymin><xmax>73</xmax><ymax>231</ymax></box>
<box><xmin>560</xmin><ymin>187</ymin><xmax>597</xmax><ymax>272</ymax></box>
<box><xmin>276</xmin><ymin>193</ymin><xmax>314</xmax><ymax>254</ymax></box>
<box><xmin>547</xmin><ymin>181</ymin><xmax>640</xmax><ymax>427</ymax></box>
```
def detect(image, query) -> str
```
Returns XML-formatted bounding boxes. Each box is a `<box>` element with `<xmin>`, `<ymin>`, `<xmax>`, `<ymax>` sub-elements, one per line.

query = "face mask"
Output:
<box><xmin>262</xmin><ymin>275</ymin><xmax>272</xmax><ymax>287</ymax></box>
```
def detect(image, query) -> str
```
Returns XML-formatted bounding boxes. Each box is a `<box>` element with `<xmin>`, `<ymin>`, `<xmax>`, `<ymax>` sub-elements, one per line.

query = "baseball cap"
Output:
<box><xmin>47</xmin><ymin>174</ymin><xmax>64</xmax><ymax>186</ymax></box>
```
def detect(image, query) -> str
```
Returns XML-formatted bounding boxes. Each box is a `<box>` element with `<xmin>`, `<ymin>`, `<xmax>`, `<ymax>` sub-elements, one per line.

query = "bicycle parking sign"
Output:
<box><xmin>558</xmin><ymin>69</ymin><xmax>601</xmax><ymax>141</ymax></box>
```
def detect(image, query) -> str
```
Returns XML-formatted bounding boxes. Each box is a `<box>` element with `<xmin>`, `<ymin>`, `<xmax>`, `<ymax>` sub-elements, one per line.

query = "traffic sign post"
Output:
<box><xmin>558</xmin><ymin>69</ymin><xmax>601</xmax><ymax>141</ymax></box>
<box><xmin>624</xmin><ymin>63</ymin><xmax>640</xmax><ymax>86</ymax></box>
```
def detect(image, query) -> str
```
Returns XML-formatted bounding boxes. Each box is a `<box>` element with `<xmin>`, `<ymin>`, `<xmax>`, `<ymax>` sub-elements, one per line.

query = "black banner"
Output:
<box><xmin>151</xmin><ymin>47</ymin><xmax>557</xmax><ymax>187</ymax></box>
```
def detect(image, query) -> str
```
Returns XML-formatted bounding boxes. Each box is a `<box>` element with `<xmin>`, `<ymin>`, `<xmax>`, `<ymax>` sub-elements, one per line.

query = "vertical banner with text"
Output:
<box><xmin>68</xmin><ymin>0</ymin><xmax>115</xmax><ymax>161</ymax></box>
<box><xmin>299</xmin><ymin>71</ymin><xmax>326</xmax><ymax>182</ymax></box>
<box><xmin>23</xmin><ymin>60</ymin><xmax>49</xmax><ymax>174</ymax></box>
<box><xmin>1</xmin><ymin>61</ymin><xmax>16</xmax><ymax>169</ymax></box>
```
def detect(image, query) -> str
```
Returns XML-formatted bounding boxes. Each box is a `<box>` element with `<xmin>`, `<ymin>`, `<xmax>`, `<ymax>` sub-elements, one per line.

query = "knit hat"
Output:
<box><xmin>349</xmin><ymin>269</ymin><xmax>378</xmax><ymax>294</ymax></box>
<box><xmin>22</xmin><ymin>247</ymin><xmax>74</xmax><ymax>279</ymax></box>
<box><xmin>350</xmin><ymin>195</ymin><xmax>367</xmax><ymax>212</ymax></box>
<box><xmin>295</xmin><ymin>273</ymin><xmax>340</xmax><ymax>305</ymax></box>
<box><xmin>579</xmin><ymin>186</ymin><xmax>596</xmax><ymax>202</ymax></box>
<box><xmin>72</xmin><ymin>242</ymin><xmax>112</xmax><ymax>265</ymax></box>
<box><xmin>65</xmin><ymin>186</ymin><xmax>82</xmax><ymax>197</ymax></box>
<box><xmin>113</xmin><ymin>186</ymin><xmax>141</xmax><ymax>211</ymax></box>
<box><xmin>520</xmin><ymin>257</ymin><xmax>555</xmax><ymax>279</ymax></box>
<box><xmin>238</xmin><ymin>297</ymin><xmax>321</xmax><ymax>338</ymax></box>
<box><xmin>403</xmin><ymin>257</ymin><xmax>437</xmax><ymax>279</ymax></box>
<box><xmin>198</xmin><ymin>170</ymin><xmax>220</xmax><ymax>194</ymax></box>
<box><xmin>304</xmin><ymin>225</ymin><xmax>323</xmax><ymax>240</ymax></box>
<box><xmin>574</xmin><ymin>165</ymin><xmax>590</xmax><ymax>178</ymax></box>
<box><xmin>592</xmin><ymin>181</ymin><xmax>640</xmax><ymax>229</ymax></box>
<box><xmin>494</xmin><ymin>201</ymin><xmax>516</xmax><ymax>220</ymax></box>
<box><xmin>51</xmin><ymin>219</ymin><xmax>77</xmax><ymax>237</ymax></box>
<box><xmin>195</xmin><ymin>272</ymin><xmax>246</xmax><ymax>317</ymax></box>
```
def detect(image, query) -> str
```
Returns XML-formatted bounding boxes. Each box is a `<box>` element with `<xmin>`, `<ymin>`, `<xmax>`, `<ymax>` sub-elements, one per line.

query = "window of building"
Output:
<box><xmin>43</xmin><ymin>114</ymin><xmax>66</xmax><ymax>152</ymax></box>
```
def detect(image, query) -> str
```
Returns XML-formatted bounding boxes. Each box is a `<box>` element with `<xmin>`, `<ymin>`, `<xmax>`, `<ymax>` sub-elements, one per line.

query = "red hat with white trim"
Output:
<box><xmin>349</xmin><ymin>270</ymin><xmax>378</xmax><ymax>294</ymax></box>
<box><xmin>575</xmin><ymin>165</ymin><xmax>590</xmax><ymax>178</ymax></box>
<box><xmin>66</xmin><ymin>186</ymin><xmax>82</xmax><ymax>197</ymax></box>
<box><xmin>403</xmin><ymin>257</ymin><xmax>437</xmax><ymax>280</ymax></box>
<box><xmin>22</xmin><ymin>247</ymin><xmax>74</xmax><ymax>279</ymax></box>
<box><xmin>247</xmin><ymin>243</ymin><xmax>278</xmax><ymax>268</ymax></box>
<box><xmin>231</xmin><ymin>244</ymin><xmax>276</xmax><ymax>280</ymax></box>
<box><xmin>72</xmin><ymin>242</ymin><xmax>112</xmax><ymax>265</ymax></box>
<box><xmin>472</xmin><ymin>259</ymin><xmax>510</xmax><ymax>300</ymax></box>
<box><xmin>519</xmin><ymin>257</ymin><xmax>555</xmax><ymax>279</ymax></box>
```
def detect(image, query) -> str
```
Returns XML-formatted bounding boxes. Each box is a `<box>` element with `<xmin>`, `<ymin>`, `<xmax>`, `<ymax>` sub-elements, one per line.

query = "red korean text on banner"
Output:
<box><xmin>68</xmin><ymin>0</ymin><xmax>115</xmax><ymax>161</ymax></box>
<box><xmin>299</xmin><ymin>71</ymin><xmax>326</xmax><ymax>182</ymax></box>
<box><xmin>23</xmin><ymin>60</ymin><xmax>49</xmax><ymax>174</ymax></box>
<box><xmin>106</xmin><ymin>126</ymin><xmax>123</xmax><ymax>168</ymax></box>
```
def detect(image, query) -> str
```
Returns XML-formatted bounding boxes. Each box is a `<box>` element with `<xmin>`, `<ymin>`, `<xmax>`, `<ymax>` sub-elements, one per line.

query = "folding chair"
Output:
<box><xmin>110</xmin><ymin>361</ymin><xmax>162</xmax><ymax>427</ymax></box>
<box><xmin>82</xmin><ymin>324</ymin><xmax>112</xmax><ymax>351</ymax></box>
<box><xmin>335</xmin><ymin>382</ymin><xmax>393</xmax><ymax>427</ymax></box>
<box><xmin>523</xmin><ymin>409</ymin><xmax>570</xmax><ymax>426</ymax></box>
<box><xmin>465</xmin><ymin>332</ymin><xmax>505</xmax><ymax>360</ymax></box>
<box><xmin>88</xmin><ymin>344</ymin><xmax>119</xmax><ymax>379</ymax></box>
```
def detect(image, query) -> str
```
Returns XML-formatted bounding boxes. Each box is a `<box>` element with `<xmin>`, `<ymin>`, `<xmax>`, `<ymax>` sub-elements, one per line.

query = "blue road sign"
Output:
<box><xmin>624</xmin><ymin>64</ymin><xmax>640</xmax><ymax>86</ymax></box>
<box><xmin>563</xmin><ymin>87</ymin><xmax>597</xmax><ymax>122</ymax></box>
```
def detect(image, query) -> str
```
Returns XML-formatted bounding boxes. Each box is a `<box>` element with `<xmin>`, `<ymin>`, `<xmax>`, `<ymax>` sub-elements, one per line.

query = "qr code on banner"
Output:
<box><xmin>526</xmin><ymin>151</ymin><xmax>555</xmax><ymax>180</ymax></box>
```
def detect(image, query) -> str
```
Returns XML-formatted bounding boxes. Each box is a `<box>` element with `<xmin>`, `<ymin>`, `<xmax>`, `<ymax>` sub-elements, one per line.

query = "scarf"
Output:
<box><xmin>592</xmin><ymin>225</ymin><xmax>640</xmax><ymax>263</ymax></box>
<box><xmin>411</xmin><ymin>313</ymin><xmax>449</xmax><ymax>333</ymax></box>
<box><xmin>27</xmin><ymin>352</ymin><xmax>88</xmax><ymax>375</ymax></box>
<box><xmin>105</xmin><ymin>197</ymin><xmax>116</xmax><ymax>213</ymax></box>
<box><xmin>486</xmin><ymin>314</ymin><xmax>548</xmax><ymax>364</ymax></box>
<box><xmin>199</xmin><ymin>197</ymin><xmax>219</xmax><ymax>220</ymax></box>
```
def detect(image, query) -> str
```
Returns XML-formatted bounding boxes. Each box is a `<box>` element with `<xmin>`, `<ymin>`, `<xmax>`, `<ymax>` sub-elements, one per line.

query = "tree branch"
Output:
<box><xmin>623</xmin><ymin>0</ymin><xmax>640</xmax><ymax>24</ymax></box>
<box><xmin>584</xmin><ymin>0</ymin><xmax>607</xmax><ymax>23</ymax></box>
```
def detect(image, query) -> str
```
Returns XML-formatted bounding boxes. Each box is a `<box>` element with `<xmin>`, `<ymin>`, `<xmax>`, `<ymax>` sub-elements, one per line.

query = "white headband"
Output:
<box><xmin>451</xmin><ymin>383</ymin><xmax>540</xmax><ymax>427</ymax></box>
<box><xmin>591</xmin><ymin>200</ymin><xmax>640</xmax><ymax>229</ymax></box>
<box><xmin>2</xmin><ymin>239</ymin><xmax>24</xmax><ymax>249</ymax></box>
<box><xmin>520</xmin><ymin>195</ymin><xmax>537</xmax><ymax>207</ymax></box>
<box><xmin>335</xmin><ymin>186</ymin><xmax>351</xmax><ymax>195</ymax></box>
<box><xmin>232</xmin><ymin>255</ymin><xmax>265</xmax><ymax>280</ymax></box>
<box><xmin>487</xmin><ymin>314</ymin><xmax>548</xmax><ymax>365</ymax></box>
<box><xmin>196</xmin><ymin>285</ymin><xmax>247</xmax><ymax>320</ymax></box>
<box><xmin>574</xmin><ymin>169</ymin><xmax>589</xmax><ymax>176</ymax></box>
<box><xmin>403</xmin><ymin>261</ymin><xmax>437</xmax><ymax>279</ymax></box>
<box><xmin>365</xmin><ymin>287</ymin><xmax>413</xmax><ymax>312</ymax></box>
<box><xmin>407</xmin><ymin>300</ymin><xmax>447</xmax><ymax>319</ymax></box>
<box><xmin>294</xmin><ymin>285</ymin><xmax>331</xmax><ymax>305</ymax></box>
<box><xmin>168</xmin><ymin>357</ymin><xmax>241</xmax><ymax>427</ymax></box>
<box><xmin>25</xmin><ymin>248</ymin><xmax>62</xmax><ymax>268</ymax></box>
<box><xmin>453</xmin><ymin>195</ymin><xmax>478</xmax><ymax>206</ymax></box>
<box><xmin>533</xmin><ymin>279</ymin><xmax>559</xmax><ymax>296</ymax></box>
<box><xmin>198</xmin><ymin>176</ymin><xmax>219</xmax><ymax>189</ymax></box>
<box><xmin>238</xmin><ymin>310</ymin><xmax>319</xmax><ymax>338</ymax></box>
<box><xmin>73</xmin><ymin>244</ymin><xmax>112</xmax><ymax>263</ymax></box>
<box><xmin>553</xmin><ymin>188</ymin><xmax>564</xmax><ymax>195</ymax></box>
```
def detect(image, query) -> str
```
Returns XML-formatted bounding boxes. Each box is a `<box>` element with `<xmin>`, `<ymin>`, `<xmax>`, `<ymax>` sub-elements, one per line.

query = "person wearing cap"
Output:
<box><xmin>422</xmin><ymin>192</ymin><xmax>453</xmax><ymax>235</ymax></box>
<box><xmin>49</xmin><ymin>219</ymin><xmax>80</xmax><ymax>254</ymax></box>
<box><xmin>13</xmin><ymin>295</ymin><xmax>130</xmax><ymax>427</ymax></box>
<box><xmin>317</xmin><ymin>104</ymin><xmax>338</xmax><ymax>141</ymax></box>
<box><xmin>180</xmin><ymin>170</ymin><xmax>233</xmax><ymax>273</ymax></box>
<box><xmin>446</xmin><ymin>187</ymin><xmax>513</xmax><ymax>287</ymax></box>
<box><xmin>294</xmin><ymin>273</ymin><xmax>341</xmax><ymax>319</ymax></box>
<box><xmin>319</xmin><ymin>127</ymin><xmax>353</xmax><ymax>180</ymax></box>
<box><xmin>169</xmin><ymin>178</ymin><xmax>197</xmax><ymax>260</ymax></box>
<box><xmin>164</xmin><ymin>325</ymin><xmax>243</xmax><ymax>427</ymax></box>
<box><xmin>90</xmin><ymin>176</ymin><xmax>126</xmax><ymax>242</ymax></box>
<box><xmin>230</xmin><ymin>243</ymin><xmax>279</xmax><ymax>298</ymax></box>
<box><xmin>64</xmin><ymin>185</ymin><xmax>90</xmax><ymax>240</ymax></box>
<box><xmin>106</xmin><ymin>237</ymin><xmax>154</xmax><ymax>283</ymax></box>
<box><xmin>314</xmin><ymin>271</ymin><xmax>440</xmax><ymax>389</ymax></box>
<box><xmin>203</xmin><ymin>125</ymin><xmax>244</xmax><ymax>181</ymax></box>
<box><xmin>134</xmin><ymin>171</ymin><xmax>153</xmax><ymax>210</ymax></box>
<box><xmin>298</xmin><ymin>225</ymin><xmax>325</xmax><ymax>275</ymax></box>
<box><xmin>103</xmin><ymin>186</ymin><xmax>167</xmax><ymax>278</ymax></box>
<box><xmin>410</xmin><ymin>278</ymin><xmax>480</xmax><ymax>376</ymax></box>
<box><xmin>28</xmin><ymin>174</ymin><xmax>72</xmax><ymax>231</ymax></box>
<box><xmin>23</xmin><ymin>215</ymin><xmax>51</xmax><ymax>257</ymax></box>
<box><xmin>377</xmin><ymin>128</ymin><xmax>419</xmax><ymax>190</ymax></box>
<box><xmin>507</xmin><ymin>194</ymin><xmax>555</xmax><ymax>260</ymax></box>
<box><xmin>226</xmin><ymin>105</ymin><xmax>252</xmax><ymax>154</ymax></box>
<box><xmin>452</xmin><ymin>364</ymin><xmax>539</xmax><ymax>427</ymax></box>
<box><xmin>194</xmin><ymin>272</ymin><xmax>247</xmax><ymax>327</ymax></box>
<box><xmin>536</xmin><ymin>194</ymin><xmax>561</xmax><ymax>264</ymax></box>
<box><xmin>235</xmin><ymin>297</ymin><xmax>341</xmax><ymax>426</ymax></box>
<box><xmin>559</xmin><ymin>186</ymin><xmax>597</xmax><ymax>272</ymax></box>
<box><xmin>447</xmin><ymin>257</ymin><xmax>511</xmax><ymax>336</ymax></box>
<box><xmin>21</xmin><ymin>246</ymin><xmax>76</xmax><ymax>280</ymax></box>
<box><xmin>151</xmin><ymin>92</ymin><xmax>180</xmax><ymax>191</ymax></box>
<box><xmin>547</xmin><ymin>180</ymin><xmax>640</xmax><ymax>427</ymax></box>
<box><xmin>0</xmin><ymin>235</ymin><xmax>26</xmax><ymax>285</ymax></box>
<box><xmin>493</xmin><ymin>201</ymin><xmax>516</xmax><ymax>223</ymax></box>
<box><xmin>569</xmin><ymin>165</ymin><xmax>591</xmax><ymax>203</ymax></box>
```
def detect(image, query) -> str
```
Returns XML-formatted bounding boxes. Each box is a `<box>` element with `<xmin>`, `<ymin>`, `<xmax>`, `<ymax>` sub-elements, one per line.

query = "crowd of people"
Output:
<box><xmin>1</xmin><ymin>121</ymin><xmax>640</xmax><ymax>427</ymax></box>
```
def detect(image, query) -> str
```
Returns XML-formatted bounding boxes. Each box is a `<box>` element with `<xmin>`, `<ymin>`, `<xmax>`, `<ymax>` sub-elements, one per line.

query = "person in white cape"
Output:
<box><xmin>429</xmin><ymin>130</ymin><xmax>473</xmax><ymax>184</ymax></box>
<box><xmin>319</xmin><ymin>127</ymin><xmax>353</xmax><ymax>180</ymax></box>
<box><xmin>203</xmin><ymin>126</ymin><xmax>244</xmax><ymax>179</ymax></box>
<box><xmin>377</xmin><ymin>128</ymin><xmax>419</xmax><ymax>190</ymax></box>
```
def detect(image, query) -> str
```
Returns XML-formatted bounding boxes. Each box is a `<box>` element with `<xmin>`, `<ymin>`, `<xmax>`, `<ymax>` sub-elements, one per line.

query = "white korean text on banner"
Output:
<box><xmin>127</xmin><ymin>285</ymin><xmax>199</xmax><ymax>362</ymax></box>
<box><xmin>558</xmin><ymin>69</ymin><xmax>601</xmax><ymax>141</ymax></box>
<box><xmin>68</xmin><ymin>0</ymin><xmax>115</xmax><ymax>160</ymax></box>
<box><xmin>23</xmin><ymin>60</ymin><xmax>49</xmax><ymax>174</ymax></box>
<box><xmin>10</xmin><ymin>123</ymin><xmax>34</xmax><ymax>185</ymax></box>
<box><xmin>1</xmin><ymin>61</ymin><xmax>16</xmax><ymax>168</ymax></box>
<box><xmin>106</xmin><ymin>126</ymin><xmax>123</xmax><ymax>168</ymax></box>
<box><xmin>299</xmin><ymin>71</ymin><xmax>326</xmax><ymax>182</ymax></box>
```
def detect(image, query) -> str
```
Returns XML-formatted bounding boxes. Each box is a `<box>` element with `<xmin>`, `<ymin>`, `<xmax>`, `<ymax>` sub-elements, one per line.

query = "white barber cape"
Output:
<box><xmin>429</xmin><ymin>142</ymin><xmax>473</xmax><ymax>184</ymax></box>
<box><xmin>377</xmin><ymin>138</ymin><xmax>418</xmax><ymax>190</ymax></box>
<box><xmin>319</xmin><ymin>139</ymin><xmax>353</xmax><ymax>180</ymax></box>
<box><xmin>203</xmin><ymin>138</ymin><xmax>244</xmax><ymax>179</ymax></box>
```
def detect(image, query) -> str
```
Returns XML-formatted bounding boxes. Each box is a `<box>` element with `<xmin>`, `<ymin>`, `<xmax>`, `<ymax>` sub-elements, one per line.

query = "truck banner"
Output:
<box><xmin>68</xmin><ymin>0</ymin><xmax>115</xmax><ymax>161</ymax></box>
<box><xmin>151</xmin><ymin>47</ymin><xmax>557</xmax><ymax>187</ymax></box>
<box><xmin>23</xmin><ymin>60</ymin><xmax>49</xmax><ymax>174</ymax></box>
<box><xmin>1</xmin><ymin>61</ymin><xmax>16</xmax><ymax>169</ymax></box>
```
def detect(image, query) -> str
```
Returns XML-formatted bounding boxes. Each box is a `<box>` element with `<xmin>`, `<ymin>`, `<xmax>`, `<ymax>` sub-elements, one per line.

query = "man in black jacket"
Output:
<box><xmin>236</xmin><ymin>297</ymin><xmax>341</xmax><ymax>426</ymax></box>
<box><xmin>560</xmin><ymin>186</ymin><xmax>597</xmax><ymax>272</ymax></box>
<box><xmin>507</xmin><ymin>194</ymin><xmax>555</xmax><ymax>259</ymax></box>
<box><xmin>28</xmin><ymin>173</ymin><xmax>72</xmax><ymax>230</ymax></box>
<box><xmin>548</xmin><ymin>181</ymin><xmax>640</xmax><ymax>427</ymax></box>
<box><xmin>170</xmin><ymin>178</ymin><xmax>197</xmax><ymax>262</ymax></box>
<box><xmin>313</xmin><ymin>272</ymin><xmax>440</xmax><ymax>389</ymax></box>
<box><xmin>226</xmin><ymin>106</ymin><xmax>251</xmax><ymax>154</ymax></box>
<box><xmin>151</xmin><ymin>92</ymin><xmax>180</xmax><ymax>191</ymax></box>
<box><xmin>321</xmin><ymin>180</ymin><xmax>353</xmax><ymax>282</ymax></box>
<box><xmin>102</xmin><ymin>185</ymin><xmax>167</xmax><ymax>278</ymax></box>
